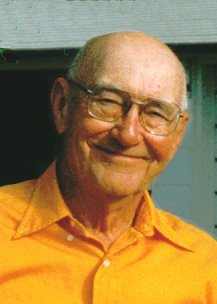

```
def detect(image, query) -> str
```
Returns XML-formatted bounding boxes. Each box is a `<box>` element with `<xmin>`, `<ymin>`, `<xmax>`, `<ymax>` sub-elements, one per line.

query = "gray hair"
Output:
<box><xmin>179</xmin><ymin>63</ymin><xmax>189</xmax><ymax>111</ymax></box>
<box><xmin>67</xmin><ymin>46</ymin><xmax>85</xmax><ymax>80</ymax></box>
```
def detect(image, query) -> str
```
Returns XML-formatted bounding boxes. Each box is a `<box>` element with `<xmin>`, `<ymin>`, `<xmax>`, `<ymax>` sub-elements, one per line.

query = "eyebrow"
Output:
<box><xmin>94</xmin><ymin>82</ymin><xmax>155</xmax><ymax>101</ymax></box>
<box><xmin>93</xmin><ymin>83</ymin><xmax>131</xmax><ymax>99</ymax></box>
<box><xmin>95</xmin><ymin>83</ymin><xmax>127</xmax><ymax>92</ymax></box>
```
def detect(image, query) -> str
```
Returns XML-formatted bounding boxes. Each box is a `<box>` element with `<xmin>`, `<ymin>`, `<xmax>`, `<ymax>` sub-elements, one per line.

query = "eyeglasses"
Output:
<box><xmin>67</xmin><ymin>78</ymin><xmax>184</xmax><ymax>136</ymax></box>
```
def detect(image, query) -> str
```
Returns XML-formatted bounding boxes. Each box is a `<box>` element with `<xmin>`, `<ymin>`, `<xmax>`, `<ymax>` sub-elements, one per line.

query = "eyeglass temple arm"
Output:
<box><xmin>67</xmin><ymin>78</ymin><xmax>92</xmax><ymax>95</ymax></box>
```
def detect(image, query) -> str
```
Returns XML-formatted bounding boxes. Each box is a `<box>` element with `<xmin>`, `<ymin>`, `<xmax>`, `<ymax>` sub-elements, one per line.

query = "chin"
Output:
<box><xmin>92</xmin><ymin>168</ymin><xmax>148</xmax><ymax>197</ymax></box>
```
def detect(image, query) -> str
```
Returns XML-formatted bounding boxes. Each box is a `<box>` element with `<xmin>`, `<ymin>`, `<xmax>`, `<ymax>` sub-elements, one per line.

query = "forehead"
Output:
<box><xmin>82</xmin><ymin>37</ymin><xmax>184</xmax><ymax>105</ymax></box>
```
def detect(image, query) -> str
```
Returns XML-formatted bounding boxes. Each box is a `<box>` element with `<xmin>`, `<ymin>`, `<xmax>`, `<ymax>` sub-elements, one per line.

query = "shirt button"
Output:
<box><xmin>143</xmin><ymin>224</ymin><xmax>153</xmax><ymax>234</ymax></box>
<box><xmin>66</xmin><ymin>234</ymin><xmax>74</xmax><ymax>241</ymax></box>
<box><xmin>144</xmin><ymin>224</ymin><xmax>151</xmax><ymax>230</ymax></box>
<box><xmin>102</xmin><ymin>259</ymin><xmax>111</xmax><ymax>267</ymax></box>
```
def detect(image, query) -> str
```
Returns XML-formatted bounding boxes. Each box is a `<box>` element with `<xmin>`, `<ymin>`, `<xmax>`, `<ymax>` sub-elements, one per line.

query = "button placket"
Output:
<box><xmin>93</xmin><ymin>255</ymin><xmax>119</xmax><ymax>304</ymax></box>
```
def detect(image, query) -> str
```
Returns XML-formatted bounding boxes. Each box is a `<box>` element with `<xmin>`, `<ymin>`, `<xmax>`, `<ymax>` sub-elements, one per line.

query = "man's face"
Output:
<box><xmin>58</xmin><ymin>38</ymin><xmax>189</xmax><ymax>198</ymax></box>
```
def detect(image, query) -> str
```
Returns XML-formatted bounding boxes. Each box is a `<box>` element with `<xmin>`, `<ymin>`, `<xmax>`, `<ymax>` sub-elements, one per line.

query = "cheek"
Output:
<box><xmin>64</xmin><ymin>117</ymin><xmax>114</xmax><ymax>166</ymax></box>
<box><xmin>146</xmin><ymin>134</ymin><xmax>179</xmax><ymax>163</ymax></box>
<box><xmin>81</xmin><ymin>117</ymin><xmax>115</xmax><ymax>137</ymax></box>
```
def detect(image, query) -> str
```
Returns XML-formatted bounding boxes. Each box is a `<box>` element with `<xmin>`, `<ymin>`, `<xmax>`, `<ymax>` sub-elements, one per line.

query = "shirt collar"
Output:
<box><xmin>13</xmin><ymin>162</ymin><xmax>194</xmax><ymax>252</ymax></box>
<box><xmin>13</xmin><ymin>162</ymin><xmax>72</xmax><ymax>239</ymax></box>
<box><xmin>134</xmin><ymin>191</ymin><xmax>195</xmax><ymax>252</ymax></box>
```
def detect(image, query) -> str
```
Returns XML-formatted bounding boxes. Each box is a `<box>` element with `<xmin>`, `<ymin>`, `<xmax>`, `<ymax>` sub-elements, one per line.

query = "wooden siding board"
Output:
<box><xmin>0</xmin><ymin>0</ymin><xmax>217</xmax><ymax>49</ymax></box>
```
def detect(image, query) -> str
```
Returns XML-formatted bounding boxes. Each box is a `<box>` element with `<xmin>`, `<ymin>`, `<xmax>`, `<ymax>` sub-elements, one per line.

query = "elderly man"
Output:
<box><xmin>0</xmin><ymin>32</ymin><xmax>217</xmax><ymax>303</ymax></box>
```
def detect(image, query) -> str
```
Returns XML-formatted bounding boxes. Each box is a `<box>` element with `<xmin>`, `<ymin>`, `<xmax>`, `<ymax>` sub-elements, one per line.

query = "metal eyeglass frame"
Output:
<box><xmin>66</xmin><ymin>78</ymin><xmax>184</xmax><ymax>136</ymax></box>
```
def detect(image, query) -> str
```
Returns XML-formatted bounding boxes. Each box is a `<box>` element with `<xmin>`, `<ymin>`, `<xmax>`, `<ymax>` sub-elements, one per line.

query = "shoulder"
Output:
<box><xmin>0</xmin><ymin>179</ymin><xmax>36</xmax><ymax>230</ymax></box>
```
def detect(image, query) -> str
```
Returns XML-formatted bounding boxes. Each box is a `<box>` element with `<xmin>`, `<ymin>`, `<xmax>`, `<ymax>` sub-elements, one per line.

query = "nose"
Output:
<box><xmin>110</xmin><ymin>104</ymin><xmax>144</xmax><ymax>147</ymax></box>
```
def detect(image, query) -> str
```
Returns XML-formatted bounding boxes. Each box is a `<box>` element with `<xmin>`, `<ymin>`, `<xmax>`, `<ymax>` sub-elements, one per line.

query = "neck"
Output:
<box><xmin>57</xmin><ymin>164</ymin><xmax>144</xmax><ymax>249</ymax></box>
<box><xmin>71</xmin><ymin>191</ymin><xmax>143</xmax><ymax>249</ymax></box>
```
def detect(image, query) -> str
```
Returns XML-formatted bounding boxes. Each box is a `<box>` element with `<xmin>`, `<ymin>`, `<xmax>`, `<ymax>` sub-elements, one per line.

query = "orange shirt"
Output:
<box><xmin>0</xmin><ymin>162</ymin><xmax>217</xmax><ymax>304</ymax></box>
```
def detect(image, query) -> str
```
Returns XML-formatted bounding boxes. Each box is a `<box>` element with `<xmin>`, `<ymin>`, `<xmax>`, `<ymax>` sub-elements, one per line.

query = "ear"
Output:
<box><xmin>177</xmin><ymin>111</ymin><xmax>189</xmax><ymax>138</ymax></box>
<box><xmin>172</xmin><ymin>111</ymin><xmax>190</xmax><ymax>151</ymax></box>
<box><xmin>50</xmin><ymin>77</ymin><xmax>70</xmax><ymax>134</ymax></box>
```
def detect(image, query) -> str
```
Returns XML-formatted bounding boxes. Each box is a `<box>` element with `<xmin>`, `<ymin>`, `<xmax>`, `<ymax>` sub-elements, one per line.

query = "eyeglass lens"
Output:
<box><xmin>88</xmin><ymin>88</ymin><xmax>181</xmax><ymax>135</ymax></box>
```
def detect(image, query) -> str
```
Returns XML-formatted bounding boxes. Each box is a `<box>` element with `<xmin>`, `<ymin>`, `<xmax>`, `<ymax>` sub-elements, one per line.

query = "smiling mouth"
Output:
<box><xmin>95</xmin><ymin>145</ymin><xmax>117</xmax><ymax>155</ymax></box>
<box><xmin>94</xmin><ymin>145</ymin><xmax>149</xmax><ymax>161</ymax></box>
